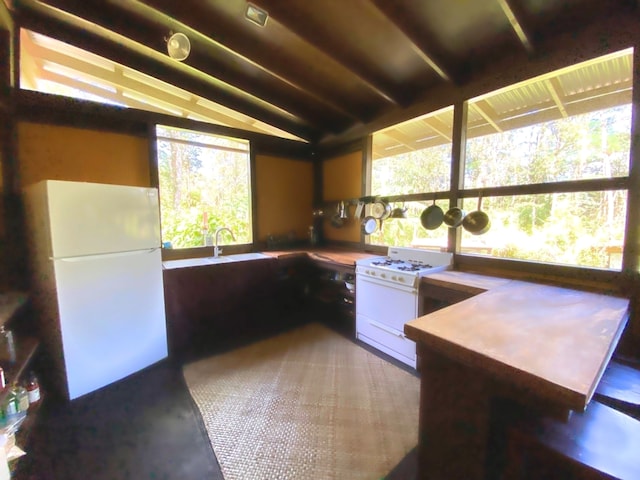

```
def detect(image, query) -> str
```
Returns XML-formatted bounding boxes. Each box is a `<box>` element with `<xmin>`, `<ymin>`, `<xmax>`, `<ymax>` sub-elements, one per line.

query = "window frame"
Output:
<box><xmin>152</xmin><ymin>123</ymin><xmax>259</xmax><ymax>261</ymax></box>
<box><xmin>362</xmin><ymin>49</ymin><xmax>639</xmax><ymax>284</ymax></box>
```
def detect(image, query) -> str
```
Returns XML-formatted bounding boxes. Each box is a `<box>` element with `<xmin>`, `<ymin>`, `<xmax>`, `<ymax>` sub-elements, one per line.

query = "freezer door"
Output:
<box><xmin>45</xmin><ymin>180</ymin><xmax>161</xmax><ymax>257</ymax></box>
<box><xmin>54</xmin><ymin>248</ymin><xmax>167</xmax><ymax>400</ymax></box>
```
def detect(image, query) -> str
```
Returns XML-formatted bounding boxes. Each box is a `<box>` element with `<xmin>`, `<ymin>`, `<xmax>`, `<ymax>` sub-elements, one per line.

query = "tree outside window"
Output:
<box><xmin>156</xmin><ymin>126</ymin><xmax>252</xmax><ymax>249</ymax></box>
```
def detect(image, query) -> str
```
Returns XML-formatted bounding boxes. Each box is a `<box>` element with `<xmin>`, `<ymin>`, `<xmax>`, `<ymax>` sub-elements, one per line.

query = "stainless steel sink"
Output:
<box><xmin>163</xmin><ymin>252</ymin><xmax>271</xmax><ymax>269</ymax></box>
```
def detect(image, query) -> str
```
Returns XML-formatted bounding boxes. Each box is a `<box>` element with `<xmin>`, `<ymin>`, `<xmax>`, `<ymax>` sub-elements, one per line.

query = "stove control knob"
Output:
<box><xmin>391</xmin><ymin>276</ymin><xmax>397</xmax><ymax>281</ymax></box>
<box><xmin>398</xmin><ymin>277</ymin><xmax>405</xmax><ymax>282</ymax></box>
<box><xmin>380</xmin><ymin>273</ymin><xmax>386</xmax><ymax>279</ymax></box>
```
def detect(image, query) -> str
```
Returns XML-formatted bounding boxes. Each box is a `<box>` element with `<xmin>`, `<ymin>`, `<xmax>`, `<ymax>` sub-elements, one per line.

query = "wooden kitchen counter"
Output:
<box><xmin>409</xmin><ymin>271</ymin><xmax>630</xmax><ymax>411</ymax></box>
<box><xmin>263</xmin><ymin>249</ymin><xmax>376</xmax><ymax>267</ymax></box>
<box><xmin>405</xmin><ymin>270</ymin><xmax>630</xmax><ymax>480</ymax></box>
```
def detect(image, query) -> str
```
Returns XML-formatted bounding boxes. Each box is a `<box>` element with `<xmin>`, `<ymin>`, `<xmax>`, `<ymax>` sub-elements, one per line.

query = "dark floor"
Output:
<box><xmin>14</xmin><ymin>308</ymin><xmax>418</xmax><ymax>480</ymax></box>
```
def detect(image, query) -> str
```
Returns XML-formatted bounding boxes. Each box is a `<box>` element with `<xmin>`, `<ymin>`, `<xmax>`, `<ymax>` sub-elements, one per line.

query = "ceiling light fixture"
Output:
<box><xmin>245</xmin><ymin>3</ymin><xmax>268</xmax><ymax>27</ymax></box>
<box><xmin>166</xmin><ymin>32</ymin><xmax>191</xmax><ymax>61</ymax></box>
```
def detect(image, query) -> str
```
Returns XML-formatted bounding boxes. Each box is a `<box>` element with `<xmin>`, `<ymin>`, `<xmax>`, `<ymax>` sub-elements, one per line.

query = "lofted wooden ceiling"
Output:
<box><xmin>6</xmin><ymin>0</ymin><xmax>638</xmax><ymax>145</ymax></box>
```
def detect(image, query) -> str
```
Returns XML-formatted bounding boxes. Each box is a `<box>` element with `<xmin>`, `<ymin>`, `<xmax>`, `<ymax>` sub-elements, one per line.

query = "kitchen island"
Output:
<box><xmin>405</xmin><ymin>271</ymin><xmax>630</xmax><ymax>480</ymax></box>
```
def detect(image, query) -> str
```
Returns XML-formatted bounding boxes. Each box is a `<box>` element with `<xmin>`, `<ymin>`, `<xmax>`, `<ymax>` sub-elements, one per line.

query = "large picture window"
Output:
<box><xmin>156</xmin><ymin>126</ymin><xmax>253</xmax><ymax>249</ymax></box>
<box><xmin>366</xmin><ymin>48</ymin><xmax>633</xmax><ymax>271</ymax></box>
<box><xmin>462</xmin><ymin>49</ymin><xmax>632</xmax><ymax>269</ymax></box>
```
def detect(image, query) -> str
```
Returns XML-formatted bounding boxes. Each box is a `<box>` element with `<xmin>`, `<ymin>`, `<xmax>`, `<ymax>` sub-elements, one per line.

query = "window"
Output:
<box><xmin>156</xmin><ymin>125</ymin><xmax>253</xmax><ymax>249</ymax></box>
<box><xmin>19</xmin><ymin>29</ymin><xmax>301</xmax><ymax>141</ymax></box>
<box><xmin>369</xmin><ymin>106</ymin><xmax>453</xmax><ymax>249</ymax></box>
<box><xmin>462</xmin><ymin>48</ymin><xmax>632</xmax><ymax>269</ymax></box>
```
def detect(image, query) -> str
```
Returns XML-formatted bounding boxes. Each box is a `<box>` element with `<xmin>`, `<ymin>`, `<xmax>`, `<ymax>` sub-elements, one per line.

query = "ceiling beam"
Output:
<box><xmin>422</xmin><ymin>117</ymin><xmax>452</xmax><ymax>142</ymax></box>
<box><xmin>497</xmin><ymin>0</ymin><xmax>534</xmax><ymax>53</ymax></box>
<box><xmin>250</xmin><ymin>0</ymin><xmax>402</xmax><ymax>106</ymax></box>
<box><xmin>544</xmin><ymin>78</ymin><xmax>568</xmax><ymax>118</ymax></box>
<box><xmin>368</xmin><ymin>0</ymin><xmax>455</xmax><ymax>83</ymax></box>
<box><xmin>21</xmin><ymin>0</ymin><xmax>353</xmax><ymax>133</ymax></box>
<box><xmin>15</xmin><ymin>4</ymin><xmax>321</xmax><ymax>141</ymax></box>
<box><xmin>381</xmin><ymin>130</ymin><xmax>417</xmax><ymax>152</ymax></box>
<box><xmin>470</xmin><ymin>100</ymin><xmax>503</xmax><ymax>133</ymax></box>
<box><xmin>24</xmin><ymin>38</ymin><xmax>277</xmax><ymax>132</ymax></box>
<box><xmin>114</xmin><ymin>0</ymin><xmax>364</xmax><ymax>124</ymax></box>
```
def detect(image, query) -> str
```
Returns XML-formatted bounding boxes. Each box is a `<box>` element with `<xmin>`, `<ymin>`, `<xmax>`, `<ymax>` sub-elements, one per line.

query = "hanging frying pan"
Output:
<box><xmin>462</xmin><ymin>194</ymin><xmax>491</xmax><ymax>235</ymax></box>
<box><xmin>443</xmin><ymin>206</ymin><xmax>466</xmax><ymax>228</ymax></box>
<box><xmin>420</xmin><ymin>199</ymin><xmax>444</xmax><ymax>230</ymax></box>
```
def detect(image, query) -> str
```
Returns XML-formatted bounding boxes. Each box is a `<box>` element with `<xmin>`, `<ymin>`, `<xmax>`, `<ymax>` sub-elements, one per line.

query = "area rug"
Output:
<box><xmin>183</xmin><ymin>323</ymin><xmax>421</xmax><ymax>480</ymax></box>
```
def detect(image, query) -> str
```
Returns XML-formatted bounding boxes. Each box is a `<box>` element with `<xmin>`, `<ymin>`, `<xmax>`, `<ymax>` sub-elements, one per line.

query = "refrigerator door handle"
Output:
<box><xmin>52</xmin><ymin>248</ymin><xmax>160</xmax><ymax>262</ymax></box>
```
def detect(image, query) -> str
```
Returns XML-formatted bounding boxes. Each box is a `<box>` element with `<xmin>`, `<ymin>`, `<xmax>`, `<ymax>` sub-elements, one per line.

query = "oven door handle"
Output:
<box><xmin>357</xmin><ymin>274</ymin><xmax>417</xmax><ymax>294</ymax></box>
<box><xmin>368</xmin><ymin>318</ymin><xmax>406</xmax><ymax>339</ymax></box>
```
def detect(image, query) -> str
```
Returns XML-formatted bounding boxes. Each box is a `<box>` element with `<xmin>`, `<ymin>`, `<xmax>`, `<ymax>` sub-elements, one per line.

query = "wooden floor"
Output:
<box><xmin>14</xmin><ymin>307</ymin><xmax>418</xmax><ymax>480</ymax></box>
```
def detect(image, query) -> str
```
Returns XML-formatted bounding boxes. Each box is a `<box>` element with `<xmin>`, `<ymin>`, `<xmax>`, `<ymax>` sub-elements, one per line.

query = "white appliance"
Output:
<box><xmin>24</xmin><ymin>180</ymin><xmax>168</xmax><ymax>400</ymax></box>
<box><xmin>355</xmin><ymin>247</ymin><xmax>453</xmax><ymax>368</ymax></box>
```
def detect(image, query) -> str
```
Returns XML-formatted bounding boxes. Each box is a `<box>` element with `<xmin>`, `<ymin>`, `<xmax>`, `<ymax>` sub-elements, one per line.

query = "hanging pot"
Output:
<box><xmin>371</xmin><ymin>200</ymin><xmax>391</xmax><ymax>220</ymax></box>
<box><xmin>390</xmin><ymin>202</ymin><xmax>408</xmax><ymax>219</ymax></box>
<box><xmin>361</xmin><ymin>216</ymin><xmax>378</xmax><ymax>235</ymax></box>
<box><xmin>443</xmin><ymin>206</ymin><xmax>466</xmax><ymax>228</ymax></box>
<box><xmin>331</xmin><ymin>202</ymin><xmax>345</xmax><ymax>228</ymax></box>
<box><xmin>338</xmin><ymin>201</ymin><xmax>348</xmax><ymax>219</ymax></box>
<box><xmin>420</xmin><ymin>199</ymin><xmax>444</xmax><ymax>230</ymax></box>
<box><xmin>462</xmin><ymin>194</ymin><xmax>491</xmax><ymax>235</ymax></box>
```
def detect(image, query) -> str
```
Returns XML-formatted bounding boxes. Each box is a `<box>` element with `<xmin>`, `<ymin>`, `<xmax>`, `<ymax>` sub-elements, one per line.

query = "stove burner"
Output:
<box><xmin>397</xmin><ymin>264</ymin><xmax>420</xmax><ymax>271</ymax></box>
<box><xmin>371</xmin><ymin>258</ymin><xmax>393</xmax><ymax>266</ymax></box>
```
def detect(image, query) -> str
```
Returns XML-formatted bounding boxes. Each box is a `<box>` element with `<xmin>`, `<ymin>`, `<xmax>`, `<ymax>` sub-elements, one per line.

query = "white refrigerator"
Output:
<box><xmin>24</xmin><ymin>180</ymin><xmax>168</xmax><ymax>400</ymax></box>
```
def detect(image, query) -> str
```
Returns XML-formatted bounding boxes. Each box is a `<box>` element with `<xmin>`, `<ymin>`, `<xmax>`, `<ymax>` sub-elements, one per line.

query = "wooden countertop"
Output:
<box><xmin>406</xmin><ymin>271</ymin><xmax>630</xmax><ymax>412</ymax></box>
<box><xmin>263</xmin><ymin>249</ymin><xmax>377</xmax><ymax>267</ymax></box>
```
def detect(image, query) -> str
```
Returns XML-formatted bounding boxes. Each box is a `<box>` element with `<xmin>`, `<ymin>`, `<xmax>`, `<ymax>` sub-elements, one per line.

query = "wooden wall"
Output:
<box><xmin>322</xmin><ymin>150</ymin><xmax>362</xmax><ymax>243</ymax></box>
<box><xmin>255</xmin><ymin>154</ymin><xmax>313</xmax><ymax>242</ymax></box>
<box><xmin>17</xmin><ymin>122</ymin><xmax>150</xmax><ymax>188</ymax></box>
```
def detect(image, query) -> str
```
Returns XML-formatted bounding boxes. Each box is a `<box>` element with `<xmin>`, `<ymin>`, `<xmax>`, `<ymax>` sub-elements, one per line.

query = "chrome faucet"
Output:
<box><xmin>213</xmin><ymin>227</ymin><xmax>235</xmax><ymax>257</ymax></box>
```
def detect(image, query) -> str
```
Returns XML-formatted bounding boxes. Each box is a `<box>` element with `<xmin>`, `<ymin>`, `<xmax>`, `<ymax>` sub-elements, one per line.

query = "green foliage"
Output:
<box><xmin>371</xmin><ymin>105</ymin><xmax>631</xmax><ymax>269</ymax></box>
<box><xmin>156</xmin><ymin>127</ymin><xmax>252</xmax><ymax>249</ymax></box>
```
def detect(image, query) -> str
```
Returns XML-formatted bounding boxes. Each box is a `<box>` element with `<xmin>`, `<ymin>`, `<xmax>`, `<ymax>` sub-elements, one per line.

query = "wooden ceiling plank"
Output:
<box><xmin>368</xmin><ymin>0</ymin><xmax>453</xmax><ymax>82</ymax></box>
<box><xmin>470</xmin><ymin>100</ymin><xmax>503</xmax><ymax>133</ymax></box>
<box><xmin>27</xmin><ymin>0</ymin><xmax>351</xmax><ymax>131</ymax></box>
<box><xmin>250</xmin><ymin>0</ymin><xmax>401</xmax><ymax>106</ymax></box>
<box><xmin>545</xmin><ymin>77</ymin><xmax>568</xmax><ymax>118</ymax></box>
<box><xmin>113</xmin><ymin>0</ymin><xmax>363</xmax><ymax>123</ymax></box>
<box><xmin>497</xmin><ymin>0</ymin><xmax>534</xmax><ymax>53</ymax></box>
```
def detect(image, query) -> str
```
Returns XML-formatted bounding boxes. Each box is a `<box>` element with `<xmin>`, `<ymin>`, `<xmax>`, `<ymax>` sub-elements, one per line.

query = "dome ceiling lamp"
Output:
<box><xmin>166</xmin><ymin>31</ymin><xmax>191</xmax><ymax>61</ymax></box>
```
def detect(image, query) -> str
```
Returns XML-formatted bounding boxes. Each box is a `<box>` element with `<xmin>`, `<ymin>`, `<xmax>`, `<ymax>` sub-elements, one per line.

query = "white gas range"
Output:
<box><xmin>355</xmin><ymin>247</ymin><xmax>453</xmax><ymax>368</ymax></box>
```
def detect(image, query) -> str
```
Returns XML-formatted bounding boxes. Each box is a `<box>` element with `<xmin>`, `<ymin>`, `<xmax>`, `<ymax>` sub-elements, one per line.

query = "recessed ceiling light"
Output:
<box><xmin>246</xmin><ymin>3</ymin><xmax>268</xmax><ymax>27</ymax></box>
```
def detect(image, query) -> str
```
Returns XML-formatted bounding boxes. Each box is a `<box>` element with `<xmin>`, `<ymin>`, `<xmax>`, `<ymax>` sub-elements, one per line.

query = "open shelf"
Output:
<box><xmin>0</xmin><ymin>336</ymin><xmax>40</xmax><ymax>404</ymax></box>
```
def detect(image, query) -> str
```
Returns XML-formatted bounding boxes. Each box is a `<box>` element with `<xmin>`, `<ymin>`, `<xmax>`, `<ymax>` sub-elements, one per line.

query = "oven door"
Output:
<box><xmin>355</xmin><ymin>274</ymin><xmax>419</xmax><ymax>332</ymax></box>
<box><xmin>355</xmin><ymin>274</ymin><xmax>418</xmax><ymax>367</ymax></box>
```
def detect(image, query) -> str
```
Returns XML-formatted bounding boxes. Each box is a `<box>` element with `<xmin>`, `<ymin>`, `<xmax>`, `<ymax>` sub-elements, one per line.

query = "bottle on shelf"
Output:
<box><xmin>2</xmin><ymin>386</ymin><xmax>18</xmax><ymax>425</ymax></box>
<box><xmin>26</xmin><ymin>372</ymin><xmax>40</xmax><ymax>406</ymax></box>
<box><xmin>0</xmin><ymin>327</ymin><xmax>16</xmax><ymax>364</ymax></box>
<box><xmin>14</xmin><ymin>383</ymin><xmax>28</xmax><ymax>419</ymax></box>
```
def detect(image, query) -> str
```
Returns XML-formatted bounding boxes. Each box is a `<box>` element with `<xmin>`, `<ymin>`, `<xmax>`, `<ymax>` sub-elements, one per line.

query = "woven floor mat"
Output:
<box><xmin>183</xmin><ymin>323</ymin><xmax>420</xmax><ymax>480</ymax></box>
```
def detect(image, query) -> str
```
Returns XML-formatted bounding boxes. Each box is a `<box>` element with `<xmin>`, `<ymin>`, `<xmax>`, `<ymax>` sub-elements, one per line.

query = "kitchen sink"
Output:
<box><xmin>163</xmin><ymin>252</ymin><xmax>271</xmax><ymax>269</ymax></box>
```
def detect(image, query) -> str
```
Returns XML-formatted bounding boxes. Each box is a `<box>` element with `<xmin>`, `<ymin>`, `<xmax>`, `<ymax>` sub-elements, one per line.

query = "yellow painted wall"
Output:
<box><xmin>255</xmin><ymin>154</ymin><xmax>313</xmax><ymax>241</ymax></box>
<box><xmin>17</xmin><ymin>122</ymin><xmax>150</xmax><ymax>188</ymax></box>
<box><xmin>322</xmin><ymin>150</ymin><xmax>362</xmax><ymax>242</ymax></box>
